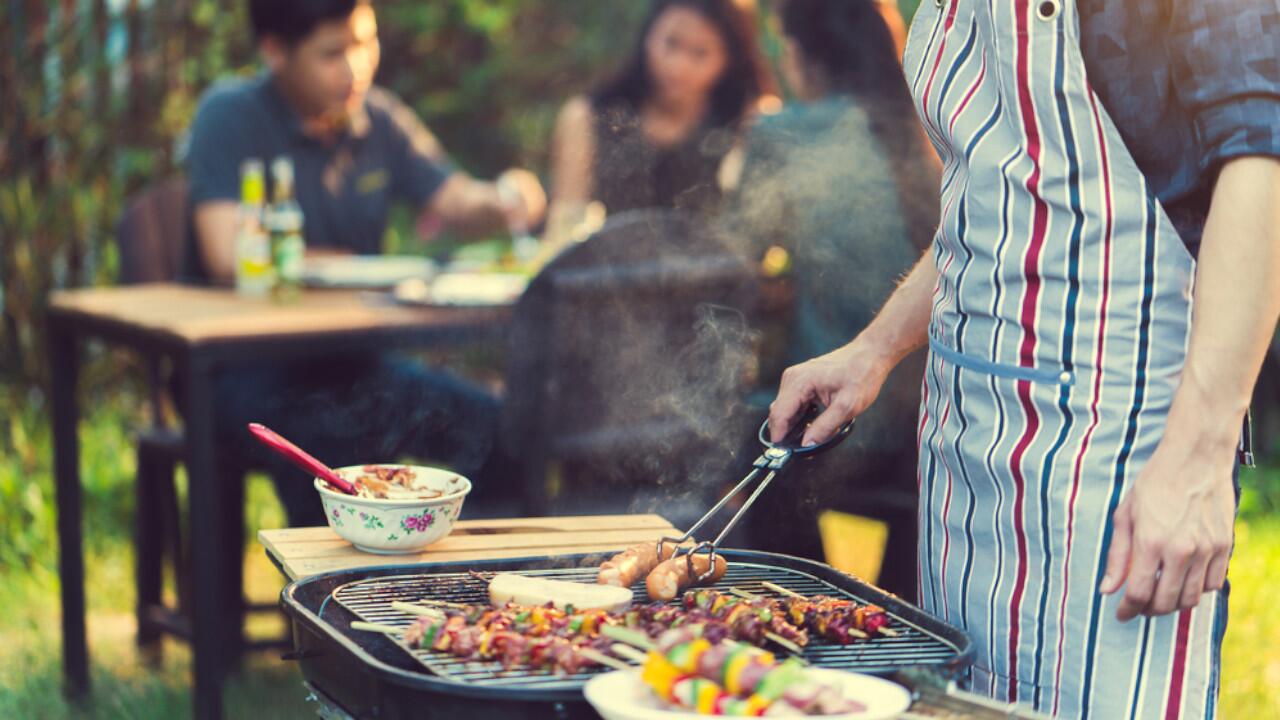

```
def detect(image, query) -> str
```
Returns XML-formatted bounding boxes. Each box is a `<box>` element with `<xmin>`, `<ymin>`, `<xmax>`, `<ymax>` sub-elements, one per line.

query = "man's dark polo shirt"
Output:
<box><xmin>182</xmin><ymin>72</ymin><xmax>452</xmax><ymax>282</ymax></box>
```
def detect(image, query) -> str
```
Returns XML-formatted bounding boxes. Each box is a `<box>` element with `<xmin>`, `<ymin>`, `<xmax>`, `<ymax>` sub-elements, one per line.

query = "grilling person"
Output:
<box><xmin>768</xmin><ymin>0</ymin><xmax>1279</xmax><ymax>716</ymax></box>
<box><xmin>183</xmin><ymin>0</ymin><xmax>544</xmax><ymax>525</ymax></box>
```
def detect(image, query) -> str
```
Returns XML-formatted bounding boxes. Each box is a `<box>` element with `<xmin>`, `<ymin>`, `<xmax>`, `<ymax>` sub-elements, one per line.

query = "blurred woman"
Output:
<box><xmin>546</xmin><ymin>0</ymin><xmax>776</xmax><ymax>237</ymax></box>
<box><xmin>726</xmin><ymin>0</ymin><xmax>939</xmax><ymax>596</ymax></box>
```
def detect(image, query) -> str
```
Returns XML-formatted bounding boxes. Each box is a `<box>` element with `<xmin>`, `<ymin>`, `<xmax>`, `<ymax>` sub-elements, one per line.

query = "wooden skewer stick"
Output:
<box><xmin>760</xmin><ymin>581</ymin><xmax>804</xmax><ymax>599</ymax></box>
<box><xmin>391</xmin><ymin>601</ymin><xmax>445</xmax><ymax>618</ymax></box>
<box><xmin>413</xmin><ymin>598</ymin><xmax>469</xmax><ymax>609</ymax></box>
<box><xmin>577</xmin><ymin>647</ymin><xmax>631</xmax><ymax>672</ymax></box>
<box><xmin>763</xmin><ymin>631</ymin><xmax>807</xmax><ymax>656</ymax></box>
<box><xmin>728</xmin><ymin>587</ymin><xmax>758</xmax><ymax>600</ymax></box>
<box><xmin>610</xmin><ymin>643</ymin><xmax>649</xmax><ymax>664</ymax></box>
<box><xmin>601</xmin><ymin>623</ymin><xmax>656</xmax><ymax>650</ymax></box>
<box><xmin>350</xmin><ymin>620</ymin><xmax>405</xmax><ymax>635</ymax></box>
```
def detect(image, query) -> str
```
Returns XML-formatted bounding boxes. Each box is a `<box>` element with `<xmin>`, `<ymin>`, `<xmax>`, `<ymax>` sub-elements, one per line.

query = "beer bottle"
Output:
<box><xmin>267</xmin><ymin>156</ymin><xmax>305</xmax><ymax>303</ymax></box>
<box><xmin>234</xmin><ymin>159</ymin><xmax>272</xmax><ymax>296</ymax></box>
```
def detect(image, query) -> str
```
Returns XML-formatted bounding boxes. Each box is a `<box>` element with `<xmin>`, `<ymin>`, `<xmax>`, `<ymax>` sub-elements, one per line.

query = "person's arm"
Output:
<box><xmin>426</xmin><ymin>169</ymin><xmax>544</xmax><ymax>238</ymax></box>
<box><xmin>768</xmin><ymin>249</ymin><xmax>936</xmax><ymax>444</ymax></box>
<box><xmin>1102</xmin><ymin>156</ymin><xmax>1280</xmax><ymax>619</ymax></box>
<box><xmin>192</xmin><ymin>203</ymin><xmax>240</xmax><ymax>284</ymax></box>
<box><xmin>549</xmin><ymin>96</ymin><xmax>595</xmax><ymax>206</ymax></box>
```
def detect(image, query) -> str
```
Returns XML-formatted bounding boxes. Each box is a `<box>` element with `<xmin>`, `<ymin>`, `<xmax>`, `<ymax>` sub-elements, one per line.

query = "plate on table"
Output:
<box><xmin>393</xmin><ymin>272</ymin><xmax>529</xmax><ymax>308</ymax></box>
<box><xmin>584</xmin><ymin>668</ymin><xmax>912</xmax><ymax>720</ymax></box>
<box><xmin>303</xmin><ymin>255</ymin><xmax>437</xmax><ymax>289</ymax></box>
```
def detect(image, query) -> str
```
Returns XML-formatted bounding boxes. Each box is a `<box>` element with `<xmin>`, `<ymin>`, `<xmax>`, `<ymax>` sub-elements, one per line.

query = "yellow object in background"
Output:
<box><xmin>818</xmin><ymin>510</ymin><xmax>889</xmax><ymax>584</ymax></box>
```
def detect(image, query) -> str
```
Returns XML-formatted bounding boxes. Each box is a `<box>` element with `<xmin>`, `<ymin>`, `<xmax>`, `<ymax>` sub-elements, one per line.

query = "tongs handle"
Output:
<box><xmin>660</xmin><ymin>405</ymin><xmax>856</xmax><ymax>580</ymax></box>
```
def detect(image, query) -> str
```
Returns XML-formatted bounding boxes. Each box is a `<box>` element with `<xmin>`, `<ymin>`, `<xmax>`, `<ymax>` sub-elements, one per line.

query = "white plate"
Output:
<box><xmin>394</xmin><ymin>272</ymin><xmax>529</xmax><ymax>307</ymax></box>
<box><xmin>303</xmin><ymin>255</ymin><xmax>437</xmax><ymax>289</ymax></box>
<box><xmin>583</xmin><ymin>668</ymin><xmax>912</xmax><ymax>720</ymax></box>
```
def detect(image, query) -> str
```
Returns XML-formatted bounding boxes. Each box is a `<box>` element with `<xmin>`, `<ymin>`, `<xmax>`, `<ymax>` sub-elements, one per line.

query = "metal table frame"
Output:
<box><xmin>49</xmin><ymin>289</ymin><xmax>505</xmax><ymax>720</ymax></box>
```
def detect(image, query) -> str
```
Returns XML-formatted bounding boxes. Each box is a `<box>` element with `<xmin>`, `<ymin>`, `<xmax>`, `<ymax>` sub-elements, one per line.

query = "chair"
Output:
<box><xmin>115</xmin><ymin>178</ymin><xmax>274</xmax><ymax>661</ymax></box>
<box><xmin>500</xmin><ymin>210</ymin><xmax>761</xmax><ymax>530</ymax></box>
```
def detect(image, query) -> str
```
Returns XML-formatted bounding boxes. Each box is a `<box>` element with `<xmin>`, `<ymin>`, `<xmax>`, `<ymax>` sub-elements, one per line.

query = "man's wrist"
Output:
<box><xmin>1165</xmin><ymin>372</ymin><xmax>1246</xmax><ymax>457</ymax></box>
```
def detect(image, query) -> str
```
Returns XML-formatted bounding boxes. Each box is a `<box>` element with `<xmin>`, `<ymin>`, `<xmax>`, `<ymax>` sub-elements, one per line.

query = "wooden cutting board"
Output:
<box><xmin>259</xmin><ymin>514</ymin><xmax>678</xmax><ymax>581</ymax></box>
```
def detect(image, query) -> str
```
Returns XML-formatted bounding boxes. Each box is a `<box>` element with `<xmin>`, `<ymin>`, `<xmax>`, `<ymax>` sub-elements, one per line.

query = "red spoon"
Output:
<box><xmin>247</xmin><ymin>422</ymin><xmax>358</xmax><ymax>496</ymax></box>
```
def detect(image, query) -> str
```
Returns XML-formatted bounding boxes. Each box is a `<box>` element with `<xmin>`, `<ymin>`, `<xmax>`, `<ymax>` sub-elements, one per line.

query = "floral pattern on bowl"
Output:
<box><xmin>313</xmin><ymin>465</ymin><xmax>469</xmax><ymax>554</ymax></box>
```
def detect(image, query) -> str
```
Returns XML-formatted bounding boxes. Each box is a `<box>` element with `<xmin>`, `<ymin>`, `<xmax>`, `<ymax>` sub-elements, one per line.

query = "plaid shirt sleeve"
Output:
<box><xmin>1167</xmin><ymin>0</ymin><xmax>1280</xmax><ymax>171</ymax></box>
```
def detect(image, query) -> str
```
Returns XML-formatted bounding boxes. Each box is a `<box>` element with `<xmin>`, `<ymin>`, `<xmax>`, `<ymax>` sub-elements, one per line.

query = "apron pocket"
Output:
<box><xmin>929</xmin><ymin>337</ymin><xmax>1075</xmax><ymax>387</ymax></box>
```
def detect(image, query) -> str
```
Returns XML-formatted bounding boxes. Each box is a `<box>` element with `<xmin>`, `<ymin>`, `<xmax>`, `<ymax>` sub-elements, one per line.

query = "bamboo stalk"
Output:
<box><xmin>577</xmin><ymin>647</ymin><xmax>630</xmax><ymax>672</ymax></box>
<box><xmin>350</xmin><ymin>620</ymin><xmax>404</xmax><ymax>635</ymax></box>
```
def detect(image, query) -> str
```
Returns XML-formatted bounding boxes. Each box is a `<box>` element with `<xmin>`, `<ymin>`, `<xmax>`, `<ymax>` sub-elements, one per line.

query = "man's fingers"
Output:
<box><xmin>1146</xmin><ymin>550</ymin><xmax>1190</xmax><ymax>617</ymax></box>
<box><xmin>800</xmin><ymin>393</ymin><xmax>855</xmax><ymax>447</ymax></box>
<box><xmin>1178</xmin><ymin>552</ymin><xmax>1210</xmax><ymax>611</ymax></box>
<box><xmin>769</xmin><ymin>370</ymin><xmax>813</xmax><ymax>442</ymax></box>
<box><xmin>1204</xmin><ymin>546</ymin><xmax>1230</xmax><ymax>592</ymax></box>
<box><xmin>1116</xmin><ymin>550</ymin><xmax>1158</xmax><ymax>622</ymax></box>
<box><xmin>1099</xmin><ymin>503</ymin><xmax>1132</xmax><ymax>595</ymax></box>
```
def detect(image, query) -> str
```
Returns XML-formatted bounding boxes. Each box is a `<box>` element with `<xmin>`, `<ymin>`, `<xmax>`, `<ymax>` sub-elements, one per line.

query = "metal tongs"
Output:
<box><xmin>658</xmin><ymin>404</ymin><xmax>855</xmax><ymax>581</ymax></box>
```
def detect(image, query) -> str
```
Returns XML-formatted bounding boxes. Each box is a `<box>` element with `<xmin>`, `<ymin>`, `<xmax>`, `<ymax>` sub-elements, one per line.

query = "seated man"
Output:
<box><xmin>183</xmin><ymin>0</ymin><xmax>543</xmax><ymax>525</ymax></box>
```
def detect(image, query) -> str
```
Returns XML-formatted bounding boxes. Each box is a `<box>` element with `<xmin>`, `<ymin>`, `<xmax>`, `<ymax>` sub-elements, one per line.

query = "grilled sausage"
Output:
<box><xmin>645</xmin><ymin>553</ymin><xmax>728</xmax><ymax>601</ymax></box>
<box><xmin>598</xmin><ymin>542</ymin><xmax>676</xmax><ymax>587</ymax></box>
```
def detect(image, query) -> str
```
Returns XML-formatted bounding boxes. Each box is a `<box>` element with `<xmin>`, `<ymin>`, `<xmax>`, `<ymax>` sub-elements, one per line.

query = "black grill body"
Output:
<box><xmin>280</xmin><ymin>550</ymin><xmax>973</xmax><ymax>719</ymax></box>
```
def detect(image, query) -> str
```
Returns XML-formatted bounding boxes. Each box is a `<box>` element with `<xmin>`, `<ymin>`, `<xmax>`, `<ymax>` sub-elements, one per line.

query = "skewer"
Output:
<box><xmin>391</xmin><ymin>601</ymin><xmax>446</xmax><ymax>618</ymax></box>
<box><xmin>763</xmin><ymin>631</ymin><xmax>806</xmax><ymax>656</ymax></box>
<box><xmin>601</xmin><ymin>623</ymin><xmax>656</xmax><ymax>650</ymax></box>
<box><xmin>350</xmin><ymin>620</ymin><xmax>405</xmax><ymax>635</ymax></box>
<box><xmin>728</xmin><ymin>587</ymin><xmax>757</xmax><ymax>600</ymax></box>
<box><xmin>761</xmin><ymin>581</ymin><xmax>802</xmax><ymax>598</ymax></box>
<box><xmin>413</xmin><ymin>598</ymin><xmax>469</xmax><ymax>609</ymax></box>
<box><xmin>759</xmin><ymin>582</ymin><xmax>894</xmax><ymax>638</ymax></box>
<box><xmin>576</xmin><ymin>647</ymin><xmax>631</xmax><ymax>671</ymax></box>
<box><xmin>610</xmin><ymin>643</ymin><xmax>649</xmax><ymax>664</ymax></box>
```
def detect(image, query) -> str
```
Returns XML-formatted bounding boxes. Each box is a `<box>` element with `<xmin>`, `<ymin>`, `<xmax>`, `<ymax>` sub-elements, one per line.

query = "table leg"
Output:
<box><xmin>50</xmin><ymin>320</ymin><xmax>89</xmax><ymax>698</ymax></box>
<box><xmin>184</xmin><ymin>356</ymin><xmax>225</xmax><ymax>720</ymax></box>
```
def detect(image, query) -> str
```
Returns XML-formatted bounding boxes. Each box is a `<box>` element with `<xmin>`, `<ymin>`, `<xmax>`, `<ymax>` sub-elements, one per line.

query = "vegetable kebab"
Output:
<box><xmin>608</xmin><ymin>625</ymin><xmax>865</xmax><ymax>716</ymax></box>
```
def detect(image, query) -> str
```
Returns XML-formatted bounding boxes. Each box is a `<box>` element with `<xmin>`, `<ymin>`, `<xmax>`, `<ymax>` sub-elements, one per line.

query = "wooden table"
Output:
<box><xmin>259</xmin><ymin>513</ymin><xmax>677</xmax><ymax>581</ymax></box>
<box><xmin>48</xmin><ymin>283</ymin><xmax>507</xmax><ymax>720</ymax></box>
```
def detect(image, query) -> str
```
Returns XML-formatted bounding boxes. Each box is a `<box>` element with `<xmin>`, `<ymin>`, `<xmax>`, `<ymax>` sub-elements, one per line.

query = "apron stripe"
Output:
<box><xmin>1007</xmin><ymin>0</ymin><xmax>1054</xmax><ymax>698</ymax></box>
<box><xmin>979</xmin><ymin>147</ymin><xmax>1021</xmax><ymax>695</ymax></box>
<box><xmin>1031</xmin><ymin>18</ymin><xmax>1086</xmax><ymax>709</ymax></box>
<box><xmin>1130</xmin><ymin>617</ymin><xmax>1156</xmax><ymax>718</ymax></box>
<box><xmin>1080</xmin><ymin>172</ymin><xmax>1162</xmax><ymax>720</ymax></box>
<box><xmin>945</xmin><ymin>97</ymin><xmax>1000</xmax><ymax>631</ymax></box>
<box><xmin>1164</xmin><ymin>609</ymin><xmax>1193</xmax><ymax>720</ymax></box>
<box><xmin>918</xmin><ymin>0</ymin><xmax>960</xmax><ymax>151</ymax></box>
<box><xmin>1054</xmin><ymin>73</ymin><xmax>1120</xmax><ymax>717</ymax></box>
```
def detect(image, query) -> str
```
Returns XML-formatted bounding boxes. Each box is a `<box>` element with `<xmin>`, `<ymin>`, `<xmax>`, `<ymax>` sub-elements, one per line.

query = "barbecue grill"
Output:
<box><xmin>279</xmin><ymin>549</ymin><xmax>973</xmax><ymax>719</ymax></box>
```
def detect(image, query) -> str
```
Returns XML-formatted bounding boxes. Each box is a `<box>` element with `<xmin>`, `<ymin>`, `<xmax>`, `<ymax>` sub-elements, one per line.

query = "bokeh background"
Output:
<box><xmin>2</xmin><ymin>1</ymin><xmax>1277</xmax><ymax>716</ymax></box>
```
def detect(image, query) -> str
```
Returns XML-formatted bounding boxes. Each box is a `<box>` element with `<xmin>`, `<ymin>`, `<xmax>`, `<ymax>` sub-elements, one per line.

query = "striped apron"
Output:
<box><xmin>901</xmin><ymin>1</ymin><xmax>1228</xmax><ymax>717</ymax></box>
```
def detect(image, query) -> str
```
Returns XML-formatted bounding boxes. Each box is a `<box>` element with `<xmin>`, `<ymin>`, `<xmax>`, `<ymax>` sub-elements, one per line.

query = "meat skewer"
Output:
<box><xmin>756</xmin><ymin>582</ymin><xmax>900</xmax><ymax>639</ymax></box>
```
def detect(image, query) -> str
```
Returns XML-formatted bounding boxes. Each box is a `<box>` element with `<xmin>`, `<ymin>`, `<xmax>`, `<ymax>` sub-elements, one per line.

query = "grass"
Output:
<box><xmin>1</xmin><ymin>379</ymin><xmax>1278</xmax><ymax>717</ymax></box>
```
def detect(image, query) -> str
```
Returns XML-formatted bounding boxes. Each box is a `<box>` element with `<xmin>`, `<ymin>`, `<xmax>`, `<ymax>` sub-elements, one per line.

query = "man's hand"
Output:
<box><xmin>1099</xmin><ymin>156</ymin><xmax>1280</xmax><ymax>621</ymax></box>
<box><xmin>768</xmin><ymin>250</ymin><xmax>937</xmax><ymax>446</ymax></box>
<box><xmin>768</xmin><ymin>341</ymin><xmax>895</xmax><ymax>446</ymax></box>
<box><xmin>1099</xmin><ymin>430</ymin><xmax>1237</xmax><ymax>621</ymax></box>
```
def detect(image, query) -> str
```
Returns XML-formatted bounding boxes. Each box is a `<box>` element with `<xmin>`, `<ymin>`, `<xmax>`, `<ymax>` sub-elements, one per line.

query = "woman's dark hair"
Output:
<box><xmin>591</xmin><ymin>0</ymin><xmax>777</xmax><ymax>130</ymax></box>
<box><xmin>248</xmin><ymin>0</ymin><xmax>363</xmax><ymax>45</ymax></box>
<box><xmin>779</xmin><ymin>0</ymin><xmax>938</xmax><ymax>252</ymax></box>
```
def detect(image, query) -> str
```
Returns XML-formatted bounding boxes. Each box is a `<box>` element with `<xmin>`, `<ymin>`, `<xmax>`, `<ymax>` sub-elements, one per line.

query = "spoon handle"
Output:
<box><xmin>246</xmin><ymin>423</ymin><xmax>358</xmax><ymax>495</ymax></box>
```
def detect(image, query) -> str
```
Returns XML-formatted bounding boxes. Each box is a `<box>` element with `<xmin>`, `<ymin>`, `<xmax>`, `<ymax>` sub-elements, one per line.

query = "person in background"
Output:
<box><xmin>182</xmin><ymin>0</ymin><xmax>544</xmax><ymax>525</ymax></box>
<box><xmin>544</xmin><ymin>0</ymin><xmax>776</xmax><ymax>245</ymax></box>
<box><xmin>724</xmin><ymin>0</ymin><xmax>939</xmax><ymax>597</ymax></box>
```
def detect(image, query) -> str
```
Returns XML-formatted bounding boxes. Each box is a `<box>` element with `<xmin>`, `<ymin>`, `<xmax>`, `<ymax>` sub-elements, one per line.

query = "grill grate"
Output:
<box><xmin>331</xmin><ymin>561</ymin><xmax>964</xmax><ymax>691</ymax></box>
